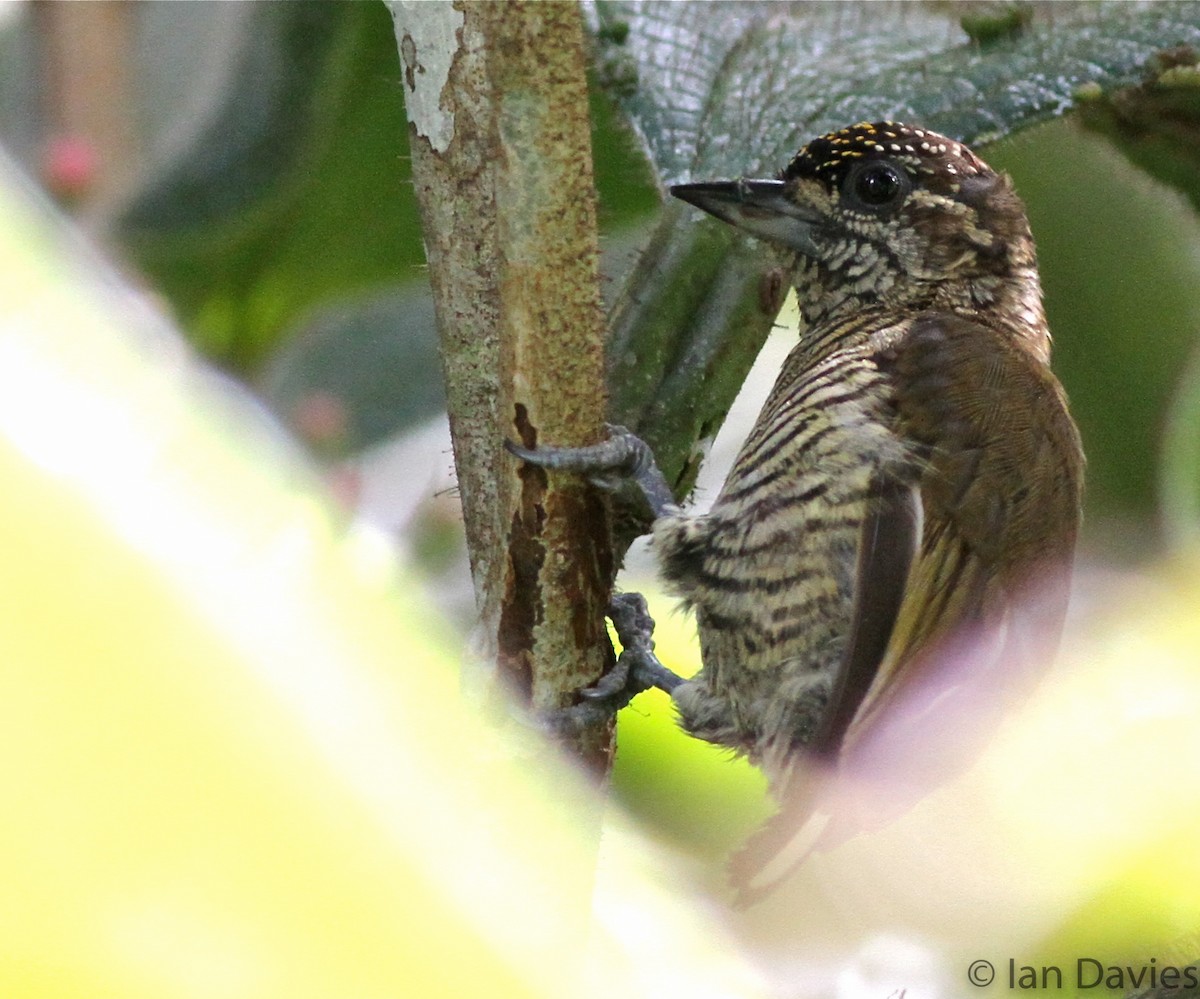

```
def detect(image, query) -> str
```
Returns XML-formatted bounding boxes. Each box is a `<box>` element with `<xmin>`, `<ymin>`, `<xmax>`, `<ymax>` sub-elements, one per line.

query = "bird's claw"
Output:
<box><xmin>504</xmin><ymin>427</ymin><xmax>676</xmax><ymax>519</ymax></box>
<box><xmin>538</xmin><ymin>592</ymin><xmax>683</xmax><ymax>733</ymax></box>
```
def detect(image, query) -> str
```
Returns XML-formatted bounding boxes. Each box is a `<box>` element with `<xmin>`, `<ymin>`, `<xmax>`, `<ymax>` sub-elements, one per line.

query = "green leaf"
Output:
<box><xmin>1161</xmin><ymin>338</ymin><xmax>1200</xmax><ymax>549</ymax></box>
<box><xmin>592</xmin><ymin>1</ymin><xmax>1200</xmax><ymax>181</ymax></box>
<box><xmin>260</xmin><ymin>282</ymin><xmax>444</xmax><ymax>458</ymax></box>
<box><xmin>988</xmin><ymin>119</ymin><xmax>1200</xmax><ymax>531</ymax></box>
<box><xmin>112</xmin><ymin>2</ymin><xmax>419</xmax><ymax>374</ymax></box>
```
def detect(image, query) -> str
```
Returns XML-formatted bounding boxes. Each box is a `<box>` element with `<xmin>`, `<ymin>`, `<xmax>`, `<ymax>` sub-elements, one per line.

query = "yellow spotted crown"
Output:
<box><xmin>783</xmin><ymin>120</ymin><xmax>988</xmax><ymax>186</ymax></box>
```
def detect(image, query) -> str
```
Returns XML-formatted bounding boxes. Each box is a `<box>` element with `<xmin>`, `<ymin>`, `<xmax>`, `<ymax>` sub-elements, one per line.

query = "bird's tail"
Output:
<box><xmin>727</xmin><ymin>757</ymin><xmax>834</xmax><ymax>907</ymax></box>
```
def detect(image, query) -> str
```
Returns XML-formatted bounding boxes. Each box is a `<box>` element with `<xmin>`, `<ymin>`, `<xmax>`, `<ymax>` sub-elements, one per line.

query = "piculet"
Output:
<box><xmin>507</xmin><ymin>120</ymin><xmax>1084</xmax><ymax>899</ymax></box>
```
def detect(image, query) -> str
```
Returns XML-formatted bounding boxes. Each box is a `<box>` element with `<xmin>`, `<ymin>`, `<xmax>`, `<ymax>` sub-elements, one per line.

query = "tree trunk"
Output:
<box><xmin>389</xmin><ymin>0</ymin><xmax>616</xmax><ymax>771</ymax></box>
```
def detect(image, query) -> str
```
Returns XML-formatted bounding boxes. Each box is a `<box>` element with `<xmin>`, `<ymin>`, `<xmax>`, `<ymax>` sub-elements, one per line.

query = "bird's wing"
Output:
<box><xmin>810</xmin><ymin>471</ymin><xmax>922</xmax><ymax>758</ymax></box>
<box><xmin>730</xmin><ymin>312</ymin><xmax>1082</xmax><ymax>902</ymax></box>
<box><xmin>845</xmin><ymin>311</ymin><xmax>1083</xmax><ymax>748</ymax></box>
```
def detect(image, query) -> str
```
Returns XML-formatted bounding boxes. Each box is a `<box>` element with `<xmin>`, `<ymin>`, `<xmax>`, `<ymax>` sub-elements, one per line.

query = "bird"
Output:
<box><xmin>508</xmin><ymin>120</ymin><xmax>1084</xmax><ymax>897</ymax></box>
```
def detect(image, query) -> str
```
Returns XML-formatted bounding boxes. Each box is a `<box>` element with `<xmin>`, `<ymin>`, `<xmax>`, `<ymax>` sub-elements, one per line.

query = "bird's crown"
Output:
<box><xmin>783</xmin><ymin>120</ymin><xmax>991</xmax><ymax>195</ymax></box>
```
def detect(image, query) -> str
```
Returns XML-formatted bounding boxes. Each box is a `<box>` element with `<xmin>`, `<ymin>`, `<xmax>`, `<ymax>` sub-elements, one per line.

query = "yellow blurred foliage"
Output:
<box><xmin>0</xmin><ymin>160</ymin><xmax>766</xmax><ymax>999</ymax></box>
<box><xmin>2</xmin><ymin>149</ymin><xmax>1199</xmax><ymax>998</ymax></box>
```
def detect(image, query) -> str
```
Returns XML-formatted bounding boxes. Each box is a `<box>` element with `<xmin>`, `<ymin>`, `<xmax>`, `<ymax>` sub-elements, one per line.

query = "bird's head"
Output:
<box><xmin>672</xmin><ymin>121</ymin><xmax>1045</xmax><ymax>350</ymax></box>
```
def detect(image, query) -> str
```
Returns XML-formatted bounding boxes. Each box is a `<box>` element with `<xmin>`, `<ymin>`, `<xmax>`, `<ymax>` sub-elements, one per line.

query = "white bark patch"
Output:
<box><xmin>387</xmin><ymin>1</ymin><xmax>463</xmax><ymax>154</ymax></box>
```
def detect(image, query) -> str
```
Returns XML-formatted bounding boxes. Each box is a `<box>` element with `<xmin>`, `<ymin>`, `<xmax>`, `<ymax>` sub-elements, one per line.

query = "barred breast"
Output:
<box><xmin>651</xmin><ymin>310</ymin><xmax>920</xmax><ymax>778</ymax></box>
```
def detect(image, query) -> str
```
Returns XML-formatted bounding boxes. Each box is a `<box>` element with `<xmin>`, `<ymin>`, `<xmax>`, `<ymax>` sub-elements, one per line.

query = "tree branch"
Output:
<box><xmin>389</xmin><ymin>0</ymin><xmax>616</xmax><ymax>770</ymax></box>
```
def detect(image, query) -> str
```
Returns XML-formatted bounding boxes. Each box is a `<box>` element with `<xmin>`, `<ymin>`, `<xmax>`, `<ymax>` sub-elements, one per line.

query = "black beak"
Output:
<box><xmin>670</xmin><ymin>179</ymin><xmax>818</xmax><ymax>254</ymax></box>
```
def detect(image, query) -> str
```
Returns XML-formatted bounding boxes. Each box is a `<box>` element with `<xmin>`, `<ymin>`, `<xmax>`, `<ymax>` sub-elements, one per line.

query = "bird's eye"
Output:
<box><xmin>844</xmin><ymin>161</ymin><xmax>909</xmax><ymax>210</ymax></box>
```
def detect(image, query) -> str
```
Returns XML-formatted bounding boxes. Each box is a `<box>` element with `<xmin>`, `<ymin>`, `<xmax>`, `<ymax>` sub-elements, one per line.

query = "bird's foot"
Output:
<box><xmin>505</xmin><ymin>425</ymin><xmax>676</xmax><ymax>520</ymax></box>
<box><xmin>542</xmin><ymin>592</ymin><xmax>683</xmax><ymax>732</ymax></box>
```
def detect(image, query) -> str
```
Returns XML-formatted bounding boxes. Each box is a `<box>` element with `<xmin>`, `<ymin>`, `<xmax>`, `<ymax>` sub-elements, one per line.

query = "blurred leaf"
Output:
<box><xmin>111</xmin><ymin>2</ymin><xmax>419</xmax><ymax>374</ymax></box>
<box><xmin>118</xmin><ymin>3</ymin><xmax>334</xmax><ymax>234</ymax></box>
<box><xmin>0</xmin><ymin>152</ymin><xmax>767</xmax><ymax>999</ymax></box>
<box><xmin>1068</xmin><ymin>45</ymin><xmax>1200</xmax><ymax>541</ymax></box>
<box><xmin>733</xmin><ymin>560</ymin><xmax>1200</xmax><ymax>987</ymax></box>
<box><xmin>987</xmin><ymin>119</ymin><xmax>1200</xmax><ymax>532</ymax></box>
<box><xmin>260</xmin><ymin>282</ymin><xmax>444</xmax><ymax>457</ymax></box>
<box><xmin>1160</xmin><ymin>339</ymin><xmax>1200</xmax><ymax>549</ymax></box>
